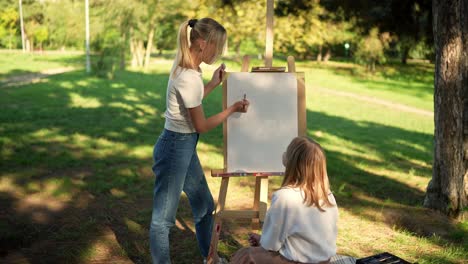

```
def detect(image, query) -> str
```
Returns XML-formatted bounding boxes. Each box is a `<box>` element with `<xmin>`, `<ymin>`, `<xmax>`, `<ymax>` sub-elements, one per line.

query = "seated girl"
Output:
<box><xmin>231</xmin><ymin>137</ymin><xmax>338</xmax><ymax>264</ymax></box>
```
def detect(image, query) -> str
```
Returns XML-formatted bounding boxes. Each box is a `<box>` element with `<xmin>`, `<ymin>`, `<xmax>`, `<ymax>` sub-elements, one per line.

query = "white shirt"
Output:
<box><xmin>260</xmin><ymin>187</ymin><xmax>338</xmax><ymax>263</ymax></box>
<box><xmin>164</xmin><ymin>67</ymin><xmax>204</xmax><ymax>133</ymax></box>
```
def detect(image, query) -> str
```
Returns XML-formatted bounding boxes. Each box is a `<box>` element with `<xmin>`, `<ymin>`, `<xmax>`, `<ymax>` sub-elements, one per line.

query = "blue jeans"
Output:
<box><xmin>149</xmin><ymin>129</ymin><xmax>214</xmax><ymax>264</ymax></box>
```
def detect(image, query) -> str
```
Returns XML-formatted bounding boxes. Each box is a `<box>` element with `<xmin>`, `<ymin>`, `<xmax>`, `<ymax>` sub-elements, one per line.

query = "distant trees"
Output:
<box><xmin>275</xmin><ymin>0</ymin><xmax>355</xmax><ymax>61</ymax></box>
<box><xmin>0</xmin><ymin>7</ymin><xmax>18</xmax><ymax>49</ymax></box>
<box><xmin>0</xmin><ymin>0</ymin><xmax>435</xmax><ymax>69</ymax></box>
<box><xmin>323</xmin><ymin>0</ymin><xmax>433</xmax><ymax>63</ymax></box>
<box><xmin>354</xmin><ymin>28</ymin><xmax>388</xmax><ymax>72</ymax></box>
<box><xmin>217</xmin><ymin>0</ymin><xmax>266</xmax><ymax>58</ymax></box>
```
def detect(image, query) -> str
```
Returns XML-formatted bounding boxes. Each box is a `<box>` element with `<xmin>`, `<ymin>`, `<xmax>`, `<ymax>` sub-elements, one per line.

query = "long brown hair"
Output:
<box><xmin>282</xmin><ymin>137</ymin><xmax>334</xmax><ymax>211</ymax></box>
<box><xmin>172</xmin><ymin>18</ymin><xmax>226</xmax><ymax>76</ymax></box>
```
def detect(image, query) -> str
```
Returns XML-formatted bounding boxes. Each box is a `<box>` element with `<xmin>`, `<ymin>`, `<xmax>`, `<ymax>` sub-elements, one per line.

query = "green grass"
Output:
<box><xmin>0</xmin><ymin>52</ymin><xmax>466</xmax><ymax>263</ymax></box>
<box><xmin>0</xmin><ymin>51</ymin><xmax>85</xmax><ymax>80</ymax></box>
<box><xmin>300</xmin><ymin>60</ymin><xmax>434</xmax><ymax>111</ymax></box>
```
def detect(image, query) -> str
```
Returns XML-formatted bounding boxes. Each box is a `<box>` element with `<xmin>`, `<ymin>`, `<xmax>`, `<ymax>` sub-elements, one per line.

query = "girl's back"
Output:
<box><xmin>260</xmin><ymin>187</ymin><xmax>338</xmax><ymax>263</ymax></box>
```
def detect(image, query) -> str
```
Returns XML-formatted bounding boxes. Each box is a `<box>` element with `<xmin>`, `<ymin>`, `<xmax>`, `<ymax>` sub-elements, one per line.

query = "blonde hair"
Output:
<box><xmin>172</xmin><ymin>18</ymin><xmax>226</xmax><ymax>76</ymax></box>
<box><xmin>282</xmin><ymin>137</ymin><xmax>334</xmax><ymax>211</ymax></box>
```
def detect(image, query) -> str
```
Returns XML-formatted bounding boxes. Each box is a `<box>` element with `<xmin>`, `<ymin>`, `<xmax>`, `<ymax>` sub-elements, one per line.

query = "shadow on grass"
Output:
<box><xmin>0</xmin><ymin>68</ymin><xmax>464</xmax><ymax>264</ymax></box>
<box><xmin>1</xmin><ymin>69</ymin><xmax>171</xmax><ymax>263</ymax></box>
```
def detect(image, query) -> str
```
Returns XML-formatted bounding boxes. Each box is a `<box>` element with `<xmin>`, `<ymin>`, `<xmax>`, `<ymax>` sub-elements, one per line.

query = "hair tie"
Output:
<box><xmin>188</xmin><ymin>19</ymin><xmax>198</xmax><ymax>28</ymax></box>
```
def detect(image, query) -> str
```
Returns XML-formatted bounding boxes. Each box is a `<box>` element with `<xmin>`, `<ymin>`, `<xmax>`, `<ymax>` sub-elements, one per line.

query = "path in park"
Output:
<box><xmin>315</xmin><ymin>86</ymin><xmax>433</xmax><ymax>117</ymax></box>
<box><xmin>0</xmin><ymin>66</ymin><xmax>76</xmax><ymax>88</ymax></box>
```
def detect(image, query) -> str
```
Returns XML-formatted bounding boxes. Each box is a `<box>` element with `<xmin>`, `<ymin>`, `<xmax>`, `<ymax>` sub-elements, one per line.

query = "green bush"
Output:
<box><xmin>355</xmin><ymin>28</ymin><xmax>386</xmax><ymax>72</ymax></box>
<box><xmin>92</xmin><ymin>29</ymin><xmax>121</xmax><ymax>79</ymax></box>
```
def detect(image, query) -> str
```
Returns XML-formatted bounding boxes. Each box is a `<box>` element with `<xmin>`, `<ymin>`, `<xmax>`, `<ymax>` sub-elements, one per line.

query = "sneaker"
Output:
<box><xmin>203</xmin><ymin>256</ymin><xmax>228</xmax><ymax>264</ymax></box>
<box><xmin>218</xmin><ymin>257</ymin><xmax>228</xmax><ymax>264</ymax></box>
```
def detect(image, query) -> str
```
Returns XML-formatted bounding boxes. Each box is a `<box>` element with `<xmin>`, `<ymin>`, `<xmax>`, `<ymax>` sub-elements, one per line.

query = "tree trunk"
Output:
<box><xmin>323</xmin><ymin>48</ymin><xmax>331</xmax><ymax>62</ymax></box>
<box><xmin>401</xmin><ymin>46</ymin><xmax>410</xmax><ymax>64</ymax></box>
<box><xmin>130</xmin><ymin>39</ymin><xmax>138</xmax><ymax>68</ymax></box>
<box><xmin>235</xmin><ymin>42</ymin><xmax>241</xmax><ymax>59</ymax></box>
<box><xmin>144</xmin><ymin>23</ymin><xmax>155</xmax><ymax>69</ymax></box>
<box><xmin>131</xmin><ymin>39</ymin><xmax>144</xmax><ymax>67</ymax></box>
<box><xmin>137</xmin><ymin>40</ymin><xmax>144</xmax><ymax>67</ymax></box>
<box><xmin>316</xmin><ymin>45</ymin><xmax>322</xmax><ymax>62</ymax></box>
<box><xmin>129</xmin><ymin>28</ymin><xmax>137</xmax><ymax>68</ymax></box>
<box><xmin>424</xmin><ymin>0</ymin><xmax>468</xmax><ymax>219</ymax></box>
<box><xmin>120</xmin><ymin>27</ymin><xmax>129</xmax><ymax>70</ymax></box>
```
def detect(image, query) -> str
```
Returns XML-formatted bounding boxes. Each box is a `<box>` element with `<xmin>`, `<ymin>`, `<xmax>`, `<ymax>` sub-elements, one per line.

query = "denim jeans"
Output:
<box><xmin>149</xmin><ymin>129</ymin><xmax>215</xmax><ymax>264</ymax></box>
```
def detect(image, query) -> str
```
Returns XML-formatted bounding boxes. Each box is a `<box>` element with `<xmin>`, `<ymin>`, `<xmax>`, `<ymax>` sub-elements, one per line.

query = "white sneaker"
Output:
<box><xmin>218</xmin><ymin>257</ymin><xmax>228</xmax><ymax>264</ymax></box>
<box><xmin>202</xmin><ymin>256</ymin><xmax>228</xmax><ymax>264</ymax></box>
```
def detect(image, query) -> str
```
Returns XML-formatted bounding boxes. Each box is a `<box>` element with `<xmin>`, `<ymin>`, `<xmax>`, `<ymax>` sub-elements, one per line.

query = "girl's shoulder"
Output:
<box><xmin>173</xmin><ymin>67</ymin><xmax>202</xmax><ymax>81</ymax></box>
<box><xmin>273</xmin><ymin>187</ymin><xmax>303</xmax><ymax>200</ymax></box>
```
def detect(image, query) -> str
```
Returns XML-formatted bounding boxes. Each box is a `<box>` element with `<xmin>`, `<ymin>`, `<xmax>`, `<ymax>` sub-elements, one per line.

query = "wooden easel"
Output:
<box><xmin>206</xmin><ymin>1</ymin><xmax>306</xmax><ymax>263</ymax></box>
<box><xmin>207</xmin><ymin>55</ymin><xmax>305</xmax><ymax>264</ymax></box>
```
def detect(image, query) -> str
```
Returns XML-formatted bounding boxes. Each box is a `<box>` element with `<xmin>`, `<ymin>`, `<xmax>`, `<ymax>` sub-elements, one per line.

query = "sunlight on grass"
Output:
<box><xmin>70</xmin><ymin>92</ymin><xmax>102</xmax><ymax>108</ymax></box>
<box><xmin>1</xmin><ymin>55</ymin><xmax>465</xmax><ymax>263</ymax></box>
<box><xmin>125</xmin><ymin>218</ymin><xmax>145</xmax><ymax>236</ymax></box>
<box><xmin>129</xmin><ymin>145</ymin><xmax>152</xmax><ymax>159</ymax></box>
<box><xmin>108</xmin><ymin>102</ymin><xmax>133</xmax><ymax>111</ymax></box>
<box><xmin>197</xmin><ymin>142</ymin><xmax>224</xmax><ymax>169</ymax></box>
<box><xmin>301</xmin><ymin>61</ymin><xmax>434</xmax><ymax>111</ymax></box>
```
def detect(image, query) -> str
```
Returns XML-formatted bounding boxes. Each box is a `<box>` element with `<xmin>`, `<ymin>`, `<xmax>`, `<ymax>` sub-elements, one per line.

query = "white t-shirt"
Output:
<box><xmin>260</xmin><ymin>187</ymin><xmax>338</xmax><ymax>263</ymax></box>
<box><xmin>164</xmin><ymin>67</ymin><xmax>204</xmax><ymax>133</ymax></box>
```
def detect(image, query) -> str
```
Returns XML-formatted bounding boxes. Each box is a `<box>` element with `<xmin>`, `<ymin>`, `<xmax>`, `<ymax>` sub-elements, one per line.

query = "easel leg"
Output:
<box><xmin>207</xmin><ymin>177</ymin><xmax>229</xmax><ymax>264</ymax></box>
<box><xmin>252</xmin><ymin>176</ymin><xmax>269</xmax><ymax>230</ymax></box>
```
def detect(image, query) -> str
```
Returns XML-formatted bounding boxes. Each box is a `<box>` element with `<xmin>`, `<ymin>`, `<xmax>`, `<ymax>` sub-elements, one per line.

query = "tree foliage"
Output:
<box><xmin>354</xmin><ymin>28</ymin><xmax>388</xmax><ymax>72</ymax></box>
<box><xmin>0</xmin><ymin>7</ymin><xmax>19</xmax><ymax>49</ymax></box>
<box><xmin>0</xmin><ymin>0</ymin><xmax>434</xmax><ymax>68</ymax></box>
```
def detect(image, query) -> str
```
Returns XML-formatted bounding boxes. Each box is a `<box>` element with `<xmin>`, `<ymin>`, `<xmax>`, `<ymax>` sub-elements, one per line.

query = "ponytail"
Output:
<box><xmin>171</xmin><ymin>18</ymin><xmax>227</xmax><ymax>77</ymax></box>
<box><xmin>171</xmin><ymin>21</ymin><xmax>194</xmax><ymax>77</ymax></box>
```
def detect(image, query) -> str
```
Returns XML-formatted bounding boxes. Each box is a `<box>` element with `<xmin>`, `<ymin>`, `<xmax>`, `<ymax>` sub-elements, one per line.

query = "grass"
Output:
<box><xmin>0</xmin><ymin>51</ymin><xmax>466</xmax><ymax>264</ymax></box>
<box><xmin>0</xmin><ymin>51</ymin><xmax>85</xmax><ymax>81</ymax></box>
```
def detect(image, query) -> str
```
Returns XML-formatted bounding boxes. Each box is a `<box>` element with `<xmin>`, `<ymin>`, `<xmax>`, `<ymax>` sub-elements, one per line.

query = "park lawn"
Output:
<box><xmin>298</xmin><ymin>60</ymin><xmax>434</xmax><ymax>112</ymax></box>
<box><xmin>0</xmin><ymin>51</ymin><xmax>85</xmax><ymax>81</ymax></box>
<box><xmin>0</xmin><ymin>55</ymin><xmax>466</xmax><ymax>264</ymax></box>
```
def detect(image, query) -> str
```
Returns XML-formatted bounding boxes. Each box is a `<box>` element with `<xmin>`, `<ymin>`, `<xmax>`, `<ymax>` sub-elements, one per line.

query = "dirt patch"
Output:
<box><xmin>0</xmin><ymin>67</ymin><xmax>76</xmax><ymax>88</ymax></box>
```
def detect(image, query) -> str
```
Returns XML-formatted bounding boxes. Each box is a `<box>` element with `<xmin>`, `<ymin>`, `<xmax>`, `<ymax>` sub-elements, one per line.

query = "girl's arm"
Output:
<box><xmin>203</xmin><ymin>81</ymin><xmax>218</xmax><ymax>98</ymax></box>
<box><xmin>188</xmin><ymin>100</ymin><xmax>248</xmax><ymax>133</ymax></box>
<box><xmin>259</xmin><ymin>192</ymin><xmax>288</xmax><ymax>251</ymax></box>
<box><xmin>203</xmin><ymin>64</ymin><xmax>225</xmax><ymax>98</ymax></box>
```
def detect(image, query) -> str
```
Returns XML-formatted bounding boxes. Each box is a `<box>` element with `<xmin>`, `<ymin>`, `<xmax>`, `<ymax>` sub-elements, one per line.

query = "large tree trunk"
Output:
<box><xmin>424</xmin><ymin>0</ymin><xmax>468</xmax><ymax>219</ymax></box>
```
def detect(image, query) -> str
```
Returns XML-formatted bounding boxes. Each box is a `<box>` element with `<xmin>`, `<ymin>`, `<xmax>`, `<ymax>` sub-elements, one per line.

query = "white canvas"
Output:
<box><xmin>226</xmin><ymin>72</ymin><xmax>298</xmax><ymax>173</ymax></box>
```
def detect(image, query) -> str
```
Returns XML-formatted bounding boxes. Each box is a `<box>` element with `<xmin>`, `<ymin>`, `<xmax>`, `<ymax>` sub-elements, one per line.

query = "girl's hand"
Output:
<box><xmin>248</xmin><ymin>233</ymin><xmax>261</xmax><ymax>247</ymax></box>
<box><xmin>211</xmin><ymin>63</ymin><xmax>226</xmax><ymax>86</ymax></box>
<box><xmin>231</xmin><ymin>99</ymin><xmax>249</xmax><ymax>113</ymax></box>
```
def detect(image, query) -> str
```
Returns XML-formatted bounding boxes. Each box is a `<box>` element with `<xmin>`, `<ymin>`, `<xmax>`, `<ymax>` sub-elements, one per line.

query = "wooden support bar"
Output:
<box><xmin>252</xmin><ymin>176</ymin><xmax>269</xmax><ymax>229</ymax></box>
<box><xmin>297</xmin><ymin>72</ymin><xmax>306</xmax><ymax>137</ymax></box>
<box><xmin>207</xmin><ymin>177</ymin><xmax>229</xmax><ymax>263</ymax></box>
<box><xmin>287</xmin><ymin>56</ymin><xmax>296</xmax><ymax>73</ymax></box>
<box><xmin>219</xmin><ymin>210</ymin><xmax>260</xmax><ymax>219</ymax></box>
<box><xmin>241</xmin><ymin>55</ymin><xmax>250</xmax><ymax>72</ymax></box>
<box><xmin>265</xmin><ymin>0</ymin><xmax>274</xmax><ymax>67</ymax></box>
<box><xmin>211</xmin><ymin>169</ymin><xmax>283</xmax><ymax>177</ymax></box>
<box><xmin>258</xmin><ymin>176</ymin><xmax>269</xmax><ymax>221</ymax></box>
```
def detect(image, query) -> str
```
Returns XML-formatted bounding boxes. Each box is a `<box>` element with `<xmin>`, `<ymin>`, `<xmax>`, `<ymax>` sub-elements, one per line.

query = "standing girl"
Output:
<box><xmin>231</xmin><ymin>137</ymin><xmax>338</xmax><ymax>264</ymax></box>
<box><xmin>149</xmin><ymin>18</ymin><xmax>249</xmax><ymax>263</ymax></box>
